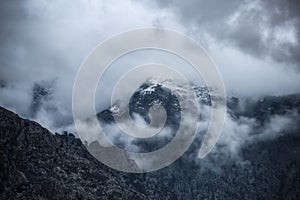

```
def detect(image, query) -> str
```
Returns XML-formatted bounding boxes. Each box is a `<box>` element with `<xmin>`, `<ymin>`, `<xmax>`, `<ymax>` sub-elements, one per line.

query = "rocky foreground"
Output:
<box><xmin>0</xmin><ymin>106</ymin><xmax>148</xmax><ymax>200</ymax></box>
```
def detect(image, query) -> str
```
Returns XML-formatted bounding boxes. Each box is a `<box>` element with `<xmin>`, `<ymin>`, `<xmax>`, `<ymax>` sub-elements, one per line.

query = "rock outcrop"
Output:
<box><xmin>0</xmin><ymin>106</ymin><xmax>147</xmax><ymax>200</ymax></box>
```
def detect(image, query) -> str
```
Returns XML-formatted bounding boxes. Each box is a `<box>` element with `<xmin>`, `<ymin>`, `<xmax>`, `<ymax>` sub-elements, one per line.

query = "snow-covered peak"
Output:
<box><xmin>139</xmin><ymin>78</ymin><xmax>211</xmax><ymax>106</ymax></box>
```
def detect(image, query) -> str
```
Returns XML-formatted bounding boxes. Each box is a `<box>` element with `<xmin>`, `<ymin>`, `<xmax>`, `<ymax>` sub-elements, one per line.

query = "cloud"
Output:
<box><xmin>147</xmin><ymin>0</ymin><xmax>300</xmax><ymax>67</ymax></box>
<box><xmin>0</xmin><ymin>0</ymin><xmax>299</xmax><ymax>147</ymax></box>
<box><xmin>209</xmin><ymin>44</ymin><xmax>300</xmax><ymax>97</ymax></box>
<box><xmin>198</xmin><ymin>107</ymin><xmax>300</xmax><ymax>171</ymax></box>
<box><xmin>139</xmin><ymin>0</ymin><xmax>300</xmax><ymax>97</ymax></box>
<box><xmin>0</xmin><ymin>0</ymin><xmax>182</xmax><ymax>132</ymax></box>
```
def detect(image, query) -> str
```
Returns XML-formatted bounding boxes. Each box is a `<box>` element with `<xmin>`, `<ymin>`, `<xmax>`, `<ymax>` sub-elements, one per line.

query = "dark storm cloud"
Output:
<box><xmin>0</xmin><ymin>1</ymin><xmax>26</xmax><ymax>45</ymax></box>
<box><xmin>0</xmin><ymin>1</ymin><xmax>27</xmax><ymax>81</ymax></box>
<box><xmin>148</xmin><ymin>0</ymin><xmax>300</xmax><ymax>67</ymax></box>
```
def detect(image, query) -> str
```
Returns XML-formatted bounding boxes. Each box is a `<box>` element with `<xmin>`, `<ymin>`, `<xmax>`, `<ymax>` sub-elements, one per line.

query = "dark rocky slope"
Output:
<box><xmin>0</xmin><ymin>106</ymin><xmax>148</xmax><ymax>200</ymax></box>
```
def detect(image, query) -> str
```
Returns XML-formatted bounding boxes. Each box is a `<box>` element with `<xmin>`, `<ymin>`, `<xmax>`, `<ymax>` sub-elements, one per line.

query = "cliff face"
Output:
<box><xmin>0</xmin><ymin>106</ymin><xmax>147</xmax><ymax>200</ymax></box>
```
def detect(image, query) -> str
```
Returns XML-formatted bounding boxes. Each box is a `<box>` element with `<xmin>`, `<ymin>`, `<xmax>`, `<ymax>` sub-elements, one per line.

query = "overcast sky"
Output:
<box><xmin>0</xmin><ymin>0</ymin><xmax>300</xmax><ymax>132</ymax></box>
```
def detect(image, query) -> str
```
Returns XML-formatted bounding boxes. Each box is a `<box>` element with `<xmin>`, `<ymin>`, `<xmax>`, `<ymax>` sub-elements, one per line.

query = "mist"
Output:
<box><xmin>0</xmin><ymin>0</ymin><xmax>299</xmax><ymax>157</ymax></box>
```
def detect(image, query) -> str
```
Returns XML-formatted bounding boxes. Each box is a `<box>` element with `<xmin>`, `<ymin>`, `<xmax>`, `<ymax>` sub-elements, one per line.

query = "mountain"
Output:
<box><xmin>1</xmin><ymin>80</ymin><xmax>300</xmax><ymax>199</ymax></box>
<box><xmin>97</xmin><ymin>81</ymin><xmax>300</xmax><ymax>199</ymax></box>
<box><xmin>97</xmin><ymin>80</ymin><xmax>211</xmax><ymax>125</ymax></box>
<box><xmin>0</xmin><ymin>106</ymin><xmax>149</xmax><ymax>200</ymax></box>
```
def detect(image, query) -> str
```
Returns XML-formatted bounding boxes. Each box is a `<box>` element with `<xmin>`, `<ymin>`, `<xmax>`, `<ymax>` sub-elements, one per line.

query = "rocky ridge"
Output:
<box><xmin>0</xmin><ymin>106</ymin><xmax>149</xmax><ymax>200</ymax></box>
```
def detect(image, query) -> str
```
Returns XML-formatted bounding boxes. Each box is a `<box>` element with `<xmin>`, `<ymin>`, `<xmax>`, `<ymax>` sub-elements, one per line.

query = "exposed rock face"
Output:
<box><xmin>97</xmin><ymin>81</ymin><xmax>211</xmax><ymax>125</ymax></box>
<box><xmin>0</xmin><ymin>107</ymin><xmax>148</xmax><ymax>200</ymax></box>
<box><xmin>30</xmin><ymin>80</ymin><xmax>54</xmax><ymax>118</ymax></box>
<box><xmin>129</xmin><ymin>82</ymin><xmax>181</xmax><ymax>127</ymax></box>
